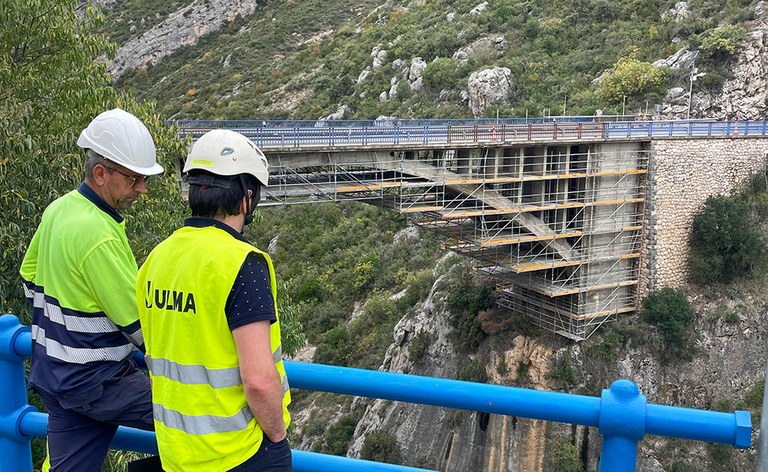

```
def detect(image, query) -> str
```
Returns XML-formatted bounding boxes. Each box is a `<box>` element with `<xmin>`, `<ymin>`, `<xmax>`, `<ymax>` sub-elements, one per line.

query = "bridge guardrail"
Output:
<box><xmin>173</xmin><ymin>119</ymin><xmax>768</xmax><ymax>149</ymax></box>
<box><xmin>0</xmin><ymin>314</ymin><xmax>752</xmax><ymax>472</ymax></box>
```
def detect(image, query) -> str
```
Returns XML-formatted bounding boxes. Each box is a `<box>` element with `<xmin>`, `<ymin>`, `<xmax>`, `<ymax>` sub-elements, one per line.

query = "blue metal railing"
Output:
<box><xmin>171</xmin><ymin>118</ymin><xmax>768</xmax><ymax>149</ymax></box>
<box><xmin>0</xmin><ymin>314</ymin><xmax>752</xmax><ymax>471</ymax></box>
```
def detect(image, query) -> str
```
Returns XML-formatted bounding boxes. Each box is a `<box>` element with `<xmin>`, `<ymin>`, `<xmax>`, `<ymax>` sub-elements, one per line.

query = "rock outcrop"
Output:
<box><xmin>107</xmin><ymin>0</ymin><xmax>259</xmax><ymax>78</ymax></box>
<box><xmin>467</xmin><ymin>67</ymin><xmax>515</xmax><ymax>117</ymax></box>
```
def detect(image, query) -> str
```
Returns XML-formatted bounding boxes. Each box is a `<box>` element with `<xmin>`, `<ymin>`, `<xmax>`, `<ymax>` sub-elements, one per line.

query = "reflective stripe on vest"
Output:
<box><xmin>154</xmin><ymin>403</ymin><xmax>254</xmax><ymax>435</ymax></box>
<box><xmin>146</xmin><ymin>354</ymin><xmax>290</xmax><ymax>392</ymax></box>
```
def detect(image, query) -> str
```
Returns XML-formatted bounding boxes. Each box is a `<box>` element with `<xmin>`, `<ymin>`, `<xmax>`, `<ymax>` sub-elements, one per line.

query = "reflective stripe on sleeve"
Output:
<box><xmin>31</xmin><ymin>325</ymin><xmax>135</xmax><ymax>364</ymax></box>
<box><xmin>147</xmin><ymin>356</ymin><xmax>242</xmax><ymax>389</ymax></box>
<box><xmin>272</xmin><ymin>345</ymin><xmax>282</xmax><ymax>363</ymax></box>
<box><xmin>153</xmin><ymin>403</ymin><xmax>254</xmax><ymax>435</ymax></box>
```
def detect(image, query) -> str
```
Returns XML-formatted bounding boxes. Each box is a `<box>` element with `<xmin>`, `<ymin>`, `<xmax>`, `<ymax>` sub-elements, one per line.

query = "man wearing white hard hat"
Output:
<box><xmin>137</xmin><ymin>129</ymin><xmax>292</xmax><ymax>471</ymax></box>
<box><xmin>20</xmin><ymin>108</ymin><xmax>163</xmax><ymax>471</ymax></box>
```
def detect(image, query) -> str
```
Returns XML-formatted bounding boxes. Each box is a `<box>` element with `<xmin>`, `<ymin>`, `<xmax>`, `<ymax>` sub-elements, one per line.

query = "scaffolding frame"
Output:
<box><xmin>261</xmin><ymin>142</ymin><xmax>648</xmax><ymax>341</ymax></box>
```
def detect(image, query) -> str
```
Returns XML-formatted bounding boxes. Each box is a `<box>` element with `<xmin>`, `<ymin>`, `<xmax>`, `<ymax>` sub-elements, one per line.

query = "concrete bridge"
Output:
<box><xmin>175</xmin><ymin>118</ymin><xmax>768</xmax><ymax>341</ymax></box>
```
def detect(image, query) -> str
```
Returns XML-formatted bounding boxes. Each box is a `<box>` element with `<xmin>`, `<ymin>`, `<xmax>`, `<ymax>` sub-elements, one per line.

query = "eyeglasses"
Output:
<box><xmin>104</xmin><ymin>165</ymin><xmax>150</xmax><ymax>188</ymax></box>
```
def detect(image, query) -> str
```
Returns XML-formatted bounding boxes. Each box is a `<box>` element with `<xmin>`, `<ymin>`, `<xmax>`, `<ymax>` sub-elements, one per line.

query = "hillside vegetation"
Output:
<box><xmin>111</xmin><ymin>0</ymin><xmax>753</xmax><ymax>120</ymax></box>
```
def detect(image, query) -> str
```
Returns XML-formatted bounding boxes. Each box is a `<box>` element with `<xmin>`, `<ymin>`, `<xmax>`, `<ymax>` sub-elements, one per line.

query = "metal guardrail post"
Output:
<box><xmin>0</xmin><ymin>315</ymin><xmax>35</xmax><ymax>471</ymax></box>
<box><xmin>598</xmin><ymin>380</ymin><xmax>645</xmax><ymax>472</ymax></box>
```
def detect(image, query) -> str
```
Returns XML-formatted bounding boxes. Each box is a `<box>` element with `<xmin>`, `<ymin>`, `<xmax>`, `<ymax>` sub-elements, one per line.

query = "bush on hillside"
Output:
<box><xmin>699</xmin><ymin>24</ymin><xmax>746</xmax><ymax>59</ymax></box>
<box><xmin>595</xmin><ymin>53</ymin><xmax>668</xmax><ymax>104</ymax></box>
<box><xmin>360</xmin><ymin>430</ymin><xmax>402</xmax><ymax>464</ymax></box>
<box><xmin>639</xmin><ymin>288</ymin><xmax>695</xmax><ymax>361</ymax></box>
<box><xmin>689</xmin><ymin>194</ymin><xmax>764</xmax><ymax>285</ymax></box>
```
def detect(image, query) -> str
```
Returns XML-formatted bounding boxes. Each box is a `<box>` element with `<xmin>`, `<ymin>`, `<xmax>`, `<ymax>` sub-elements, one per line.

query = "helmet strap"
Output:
<box><xmin>239</xmin><ymin>175</ymin><xmax>256</xmax><ymax>228</ymax></box>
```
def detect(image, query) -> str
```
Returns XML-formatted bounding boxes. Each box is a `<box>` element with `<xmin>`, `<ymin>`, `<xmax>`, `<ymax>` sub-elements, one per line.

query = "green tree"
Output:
<box><xmin>360</xmin><ymin>430</ymin><xmax>402</xmax><ymax>464</ymax></box>
<box><xmin>595</xmin><ymin>53</ymin><xmax>667</xmax><ymax>104</ymax></box>
<box><xmin>640</xmin><ymin>288</ymin><xmax>695</xmax><ymax>360</ymax></box>
<box><xmin>689</xmin><ymin>194</ymin><xmax>764</xmax><ymax>285</ymax></box>
<box><xmin>699</xmin><ymin>24</ymin><xmax>746</xmax><ymax>59</ymax></box>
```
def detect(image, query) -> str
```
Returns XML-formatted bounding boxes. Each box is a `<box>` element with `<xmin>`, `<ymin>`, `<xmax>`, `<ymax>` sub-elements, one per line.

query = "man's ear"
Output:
<box><xmin>91</xmin><ymin>164</ymin><xmax>108</xmax><ymax>187</ymax></box>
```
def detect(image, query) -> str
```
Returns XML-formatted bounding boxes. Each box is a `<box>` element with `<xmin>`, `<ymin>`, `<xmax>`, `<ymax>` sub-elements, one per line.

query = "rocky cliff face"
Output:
<box><xmin>106</xmin><ymin>0</ymin><xmax>259</xmax><ymax>78</ymax></box>
<box><xmin>662</xmin><ymin>1</ymin><xmax>768</xmax><ymax>120</ymax></box>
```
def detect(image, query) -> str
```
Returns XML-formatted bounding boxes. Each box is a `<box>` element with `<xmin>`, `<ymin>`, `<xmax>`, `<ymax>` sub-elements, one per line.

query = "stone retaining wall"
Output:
<box><xmin>639</xmin><ymin>137</ymin><xmax>768</xmax><ymax>299</ymax></box>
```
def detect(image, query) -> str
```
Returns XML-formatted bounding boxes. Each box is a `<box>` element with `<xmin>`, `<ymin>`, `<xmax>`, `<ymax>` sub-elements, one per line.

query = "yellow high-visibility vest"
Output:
<box><xmin>137</xmin><ymin>225</ymin><xmax>290</xmax><ymax>472</ymax></box>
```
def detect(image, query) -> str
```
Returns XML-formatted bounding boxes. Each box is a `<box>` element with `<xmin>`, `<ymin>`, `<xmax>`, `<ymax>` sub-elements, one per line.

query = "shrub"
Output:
<box><xmin>445</xmin><ymin>266</ymin><xmax>494</xmax><ymax>353</ymax></box>
<box><xmin>639</xmin><ymin>288</ymin><xmax>695</xmax><ymax>359</ymax></box>
<box><xmin>409</xmin><ymin>330</ymin><xmax>435</xmax><ymax>364</ymax></box>
<box><xmin>322</xmin><ymin>414</ymin><xmax>360</xmax><ymax>456</ymax></box>
<box><xmin>546</xmin><ymin>356</ymin><xmax>577</xmax><ymax>390</ymax></box>
<box><xmin>689</xmin><ymin>194</ymin><xmax>764</xmax><ymax>285</ymax></box>
<box><xmin>458</xmin><ymin>359</ymin><xmax>487</xmax><ymax>383</ymax></box>
<box><xmin>699</xmin><ymin>24</ymin><xmax>746</xmax><ymax>59</ymax></box>
<box><xmin>550</xmin><ymin>437</ymin><xmax>583</xmax><ymax>472</ymax></box>
<box><xmin>595</xmin><ymin>53</ymin><xmax>668</xmax><ymax>104</ymax></box>
<box><xmin>360</xmin><ymin>430</ymin><xmax>402</xmax><ymax>464</ymax></box>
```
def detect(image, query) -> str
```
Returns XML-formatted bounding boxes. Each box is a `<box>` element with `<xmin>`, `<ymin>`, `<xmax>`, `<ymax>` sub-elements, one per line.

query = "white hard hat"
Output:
<box><xmin>184</xmin><ymin>129</ymin><xmax>269</xmax><ymax>187</ymax></box>
<box><xmin>77</xmin><ymin>108</ymin><xmax>163</xmax><ymax>176</ymax></box>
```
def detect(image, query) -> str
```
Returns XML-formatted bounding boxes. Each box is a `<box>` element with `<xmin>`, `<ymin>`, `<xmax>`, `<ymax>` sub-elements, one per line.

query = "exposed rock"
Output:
<box><xmin>267</xmin><ymin>234</ymin><xmax>279</xmax><ymax>256</ymax></box>
<box><xmin>372</xmin><ymin>46</ymin><xmax>388</xmax><ymax>69</ymax></box>
<box><xmin>453</xmin><ymin>36</ymin><xmax>507</xmax><ymax>62</ymax></box>
<box><xmin>408</xmin><ymin>57</ymin><xmax>427</xmax><ymax>82</ymax></box>
<box><xmin>108</xmin><ymin>0</ymin><xmax>259</xmax><ymax>78</ymax></box>
<box><xmin>653</xmin><ymin>48</ymin><xmax>698</xmax><ymax>69</ymax></box>
<box><xmin>374</xmin><ymin>115</ymin><xmax>398</xmax><ymax>126</ymax></box>
<box><xmin>446</xmin><ymin>12</ymin><xmax>456</xmax><ymax>22</ymax></box>
<box><xmin>661</xmin><ymin>1</ymin><xmax>691</xmax><ymax>21</ymax></box>
<box><xmin>470</xmin><ymin>1</ymin><xmax>489</xmax><ymax>15</ymax></box>
<box><xmin>410</xmin><ymin>76</ymin><xmax>423</xmax><ymax>92</ymax></box>
<box><xmin>357</xmin><ymin>66</ymin><xmax>371</xmax><ymax>84</ymax></box>
<box><xmin>467</xmin><ymin>67</ymin><xmax>515</xmax><ymax>117</ymax></box>
<box><xmin>317</xmin><ymin>104</ymin><xmax>351</xmax><ymax>122</ymax></box>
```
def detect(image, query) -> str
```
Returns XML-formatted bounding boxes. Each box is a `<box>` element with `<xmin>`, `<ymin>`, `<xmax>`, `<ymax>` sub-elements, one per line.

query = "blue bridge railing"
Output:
<box><xmin>172</xmin><ymin>118</ymin><xmax>768</xmax><ymax>149</ymax></box>
<box><xmin>0</xmin><ymin>314</ymin><xmax>752</xmax><ymax>471</ymax></box>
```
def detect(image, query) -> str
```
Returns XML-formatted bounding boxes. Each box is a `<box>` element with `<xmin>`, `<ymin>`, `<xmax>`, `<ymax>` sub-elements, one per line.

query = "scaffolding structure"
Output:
<box><xmin>260</xmin><ymin>141</ymin><xmax>647</xmax><ymax>341</ymax></box>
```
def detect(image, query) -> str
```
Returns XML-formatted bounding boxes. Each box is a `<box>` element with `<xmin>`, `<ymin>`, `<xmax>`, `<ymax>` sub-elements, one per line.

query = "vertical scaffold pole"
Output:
<box><xmin>599</xmin><ymin>379</ymin><xmax>646</xmax><ymax>472</ymax></box>
<box><xmin>0</xmin><ymin>314</ymin><xmax>35</xmax><ymax>472</ymax></box>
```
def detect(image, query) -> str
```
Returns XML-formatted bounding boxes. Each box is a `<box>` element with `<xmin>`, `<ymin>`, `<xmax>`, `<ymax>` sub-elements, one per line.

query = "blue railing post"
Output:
<box><xmin>598</xmin><ymin>379</ymin><xmax>646</xmax><ymax>472</ymax></box>
<box><xmin>0</xmin><ymin>315</ymin><xmax>35</xmax><ymax>472</ymax></box>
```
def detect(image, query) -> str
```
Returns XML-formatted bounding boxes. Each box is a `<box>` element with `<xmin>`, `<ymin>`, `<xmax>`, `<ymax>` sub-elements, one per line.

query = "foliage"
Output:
<box><xmin>360</xmin><ymin>430</ymin><xmax>402</xmax><ymax>464</ymax></box>
<box><xmin>550</xmin><ymin>437</ymin><xmax>583</xmax><ymax>472</ymax></box>
<box><xmin>699</xmin><ymin>24</ymin><xmax>746</xmax><ymax>59</ymax></box>
<box><xmin>689</xmin><ymin>194</ymin><xmax>765</xmax><ymax>285</ymax></box>
<box><xmin>546</xmin><ymin>356</ymin><xmax>577</xmax><ymax>390</ymax></box>
<box><xmin>745</xmin><ymin>381</ymin><xmax>764</xmax><ymax>409</ymax></box>
<box><xmin>0</xmin><ymin>1</ymin><xmax>187</xmax><ymax>323</ymax></box>
<box><xmin>457</xmin><ymin>358</ymin><xmax>487</xmax><ymax>383</ymax></box>
<box><xmin>276</xmin><ymin>281</ymin><xmax>307</xmax><ymax>357</ymax></box>
<box><xmin>639</xmin><ymin>288</ymin><xmax>695</xmax><ymax>361</ymax></box>
<box><xmin>445</xmin><ymin>265</ymin><xmax>494</xmax><ymax>353</ymax></box>
<box><xmin>595</xmin><ymin>53</ymin><xmax>668</xmax><ymax>105</ymax></box>
<box><xmin>321</xmin><ymin>413</ymin><xmax>361</xmax><ymax>456</ymax></box>
<box><xmin>422</xmin><ymin>58</ymin><xmax>469</xmax><ymax>90</ymax></box>
<box><xmin>114</xmin><ymin>0</ymin><xmax>758</xmax><ymax>120</ymax></box>
<box><xmin>409</xmin><ymin>330</ymin><xmax>435</xmax><ymax>364</ymax></box>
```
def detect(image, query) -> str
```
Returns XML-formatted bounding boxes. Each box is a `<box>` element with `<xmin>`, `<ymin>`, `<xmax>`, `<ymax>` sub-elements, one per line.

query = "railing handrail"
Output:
<box><xmin>170</xmin><ymin>118</ymin><xmax>768</xmax><ymax>150</ymax></box>
<box><xmin>0</xmin><ymin>314</ymin><xmax>752</xmax><ymax>472</ymax></box>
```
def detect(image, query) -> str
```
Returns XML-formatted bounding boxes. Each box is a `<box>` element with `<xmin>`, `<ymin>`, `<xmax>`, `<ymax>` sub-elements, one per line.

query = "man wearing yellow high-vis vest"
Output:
<box><xmin>137</xmin><ymin>129</ymin><xmax>291</xmax><ymax>471</ymax></box>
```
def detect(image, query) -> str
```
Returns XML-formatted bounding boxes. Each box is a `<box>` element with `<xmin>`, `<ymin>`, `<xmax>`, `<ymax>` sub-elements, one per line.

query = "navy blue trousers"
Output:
<box><xmin>228</xmin><ymin>436</ymin><xmax>293</xmax><ymax>472</ymax></box>
<box><xmin>37</xmin><ymin>362</ymin><xmax>154</xmax><ymax>472</ymax></box>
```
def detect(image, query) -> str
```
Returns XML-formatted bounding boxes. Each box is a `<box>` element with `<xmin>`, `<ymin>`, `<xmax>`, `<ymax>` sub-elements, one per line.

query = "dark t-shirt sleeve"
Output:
<box><xmin>225</xmin><ymin>252</ymin><xmax>277</xmax><ymax>331</ymax></box>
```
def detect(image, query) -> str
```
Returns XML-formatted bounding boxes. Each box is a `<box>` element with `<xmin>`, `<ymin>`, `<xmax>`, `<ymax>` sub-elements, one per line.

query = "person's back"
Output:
<box><xmin>138</xmin><ymin>129</ymin><xmax>291</xmax><ymax>472</ymax></box>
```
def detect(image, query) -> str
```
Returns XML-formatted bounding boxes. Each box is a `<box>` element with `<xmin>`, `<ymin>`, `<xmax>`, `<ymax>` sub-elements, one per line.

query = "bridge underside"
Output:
<box><xmin>258</xmin><ymin>141</ymin><xmax>648</xmax><ymax>341</ymax></box>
